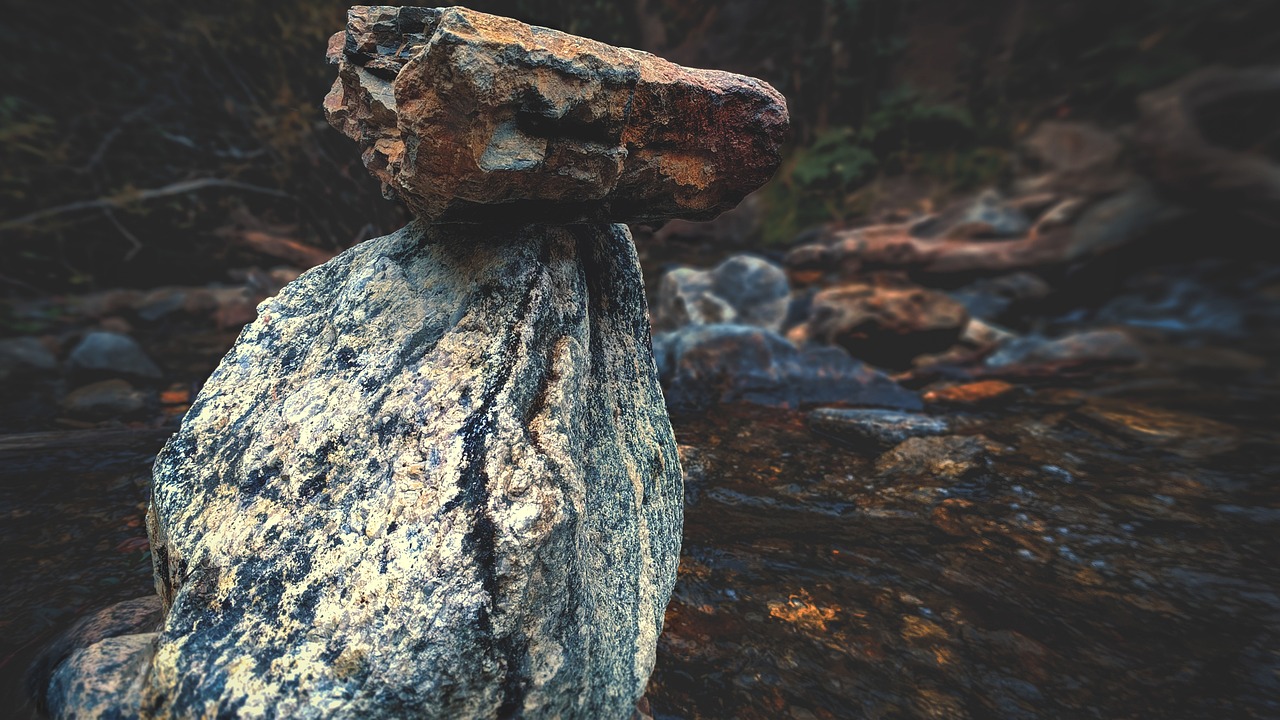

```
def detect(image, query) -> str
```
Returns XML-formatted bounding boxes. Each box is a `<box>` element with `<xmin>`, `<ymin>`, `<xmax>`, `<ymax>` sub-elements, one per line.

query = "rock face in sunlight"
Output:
<box><xmin>38</xmin><ymin>6</ymin><xmax>789</xmax><ymax>720</ymax></box>
<box><xmin>323</xmin><ymin>6</ymin><xmax>788</xmax><ymax>224</ymax></box>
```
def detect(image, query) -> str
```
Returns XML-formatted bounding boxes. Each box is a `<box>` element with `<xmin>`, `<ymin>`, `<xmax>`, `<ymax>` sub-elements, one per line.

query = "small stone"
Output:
<box><xmin>66</xmin><ymin>331</ymin><xmax>162</xmax><ymax>379</ymax></box>
<box><xmin>29</xmin><ymin>597</ymin><xmax>162</xmax><ymax>714</ymax></box>
<box><xmin>985</xmin><ymin>329</ymin><xmax>1143</xmax><ymax>370</ymax></box>
<box><xmin>806</xmin><ymin>408</ymin><xmax>948</xmax><ymax>448</ymax></box>
<box><xmin>875</xmin><ymin>435</ymin><xmax>991</xmax><ymax>481</ymax></box>
<box><xmin>1065</xmin><ymin>183</ymin><xmax>1180</xmax><ymax>261</ymax></box>
<box><xmin>803</xmin><ymin>280</ymin><xmax>970</xmax><ymax>368</ymax></box>
<box><xmin>652</xmin><ymin>254</ymin><xmax>790</xmax><ymax>332</ymax></box>
<box><xmin>948</xmin><ymin>272</ymin><xmax>1051</xmax><ymax>321</ymax></box>
<box><xmin>325</xmin><ymin>6</ymin><xmax>788</xmax><ymax>224</ymax></box>
<box><xmin>922</xmin><ymin>380</ymin><xmax>1018</xmax><ymax>406</ymax></box>
<box><xmin>136</xmin><ymin>288</ymin><xmax>189</xmax><ymax>321</ymax></box>
<box><xmin>654</xmin><ymin>324</ymin><xmax>921</xmax><ymax>412</ymax></box>
<box><xmin>0</xmin><ymin>336</ymin><xmax>57</xmax><ymax>380</ymax></box>
<box><xmin>1020</xmin><ymin>120</ymin><xmax>1128</xmax><ymax>196</ymax></box>
<box><xmin>47</xmin><ymin>633</ymin><xmax>156</xmax><ymax>720</ymax></box>
<box><xmin>60</xmin><ymin>379</ymin><xmax>150</xmax><ymax>418</ymax></box>
<box><xmin>929</xmin><ymin>189</ymin><xmax>1031</xmax><ymax>240</ymax></box>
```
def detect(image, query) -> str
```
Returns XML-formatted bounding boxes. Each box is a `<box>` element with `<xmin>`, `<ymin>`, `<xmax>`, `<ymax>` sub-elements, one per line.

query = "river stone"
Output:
<box><xmin>801</xmin><ymin>281</ymin><xmax>970</xmax><ymax>369</ymax></box>
<box><xmin>652</xmin><ymin>255</ymin><xmax>791</xmax><ymax>333</ymax></box>
<box><xmin>652</xmin><ymin>323</ymin><xmax>922</xmax><ymax>412</ymax></box>
<box><xmin>48</xmin><ymin>222</ymin><xmax>683</xmax><ymax>719</ymax></box>
<box><xmin>985</xmin><ymin>329</ymin><xmax>1144</xmax><ymax>370</ymax></box>
<box><xmin>66</xmin><ymin>331</ymin><xmax>162</xmax><ymax>379</ymax></box>
<box><xmin>0</xmin><ymin>336</ymin><xmax>57</xmax><ymax>382</ymax></box>
<box><xmin>323</xmin><ymin>6</ymin><xmax>788</xmax><ymax>224</ymax></box>
<box><xmin>806</xmin><ymin>408</ymin><xmax>949</xmax><ymax>449</ymax></box>
<box><xmin>29</xmin><ymin>596</ymin><xmax>163</xmax><ymax>718</ymax></box>
<box><xmin>60</xmin><ymin>379</ymin><xmax>151</xmax><ymax>419</ymax></box>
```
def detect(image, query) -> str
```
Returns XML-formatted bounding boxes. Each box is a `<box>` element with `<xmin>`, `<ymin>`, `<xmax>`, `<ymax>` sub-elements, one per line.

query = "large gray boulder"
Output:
<box><xmin>47</xmin><ymin>222</ymin><xmax>683</xmax><ymax>719</ymax></box>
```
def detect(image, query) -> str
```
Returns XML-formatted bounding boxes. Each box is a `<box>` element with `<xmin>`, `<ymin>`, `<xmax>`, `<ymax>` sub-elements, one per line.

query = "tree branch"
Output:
<box><xmin>0</xmin><ymin>179</ymin><xmax>293</xmax><ymax>233</ymax></box>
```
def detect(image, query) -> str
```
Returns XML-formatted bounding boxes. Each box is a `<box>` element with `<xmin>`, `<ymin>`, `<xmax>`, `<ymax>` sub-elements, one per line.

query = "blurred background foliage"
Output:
<box><xmin>1</xmin><ymin>0</ymin><xmax>1278</xmax><ymax>292</ymax></box>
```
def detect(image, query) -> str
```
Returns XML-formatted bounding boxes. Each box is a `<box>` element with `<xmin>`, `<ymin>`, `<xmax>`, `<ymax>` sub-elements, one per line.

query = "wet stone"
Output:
<box><xmin>806</xmin><ymin>408</ymin><xmax>949</xmax><ymax>449</ymax></box>
<box><xmin>59</xmin><ymin>380</ymin><xmax>150</xmax><ymax>419</ymax></box>
<box><xmin>985</xmin><ymin>329</ymin><xmax>1144</xmax><ymax>371</ymax></box>
<box><xmin>923</xmin><ymin>380</ymin><xmax>1019</xmax><ymax>406</ymax></box>
<box><xmin>65</xmin><ymin>331</ymin><xmax>162</xmax><ymax>380</ymax></box>
<box><xmin>0</xmin><ymin>336</ymin><xmax>57</xmax><ymax>381</ymax></box>
<box><xmin>875</xmin><ymin>435</ymin><xmax>993</xmax><ymax>482</ymax></box>
<box><xmin>652</xmin><ymin>255</ymin><xmax>791</xmax><ymax>333</ymax></box>
<box><xmin>28</xmin><ymin>596</ymin><xmax>163</xmax><ymax>716</ymax></box>
<box><xmin>801</xmin><ymin>281</ymin><xmax>970</xmax><ymax>368</ymax></box>
<box><xmin>925</xmin><ymin>189</ymin><xmax>1031</xmax><ymax>240</ymax></box>
<box><xmin>653</xmin><ymin>324</ymin><xmax>921</xmax><ymax>412</ymax></box>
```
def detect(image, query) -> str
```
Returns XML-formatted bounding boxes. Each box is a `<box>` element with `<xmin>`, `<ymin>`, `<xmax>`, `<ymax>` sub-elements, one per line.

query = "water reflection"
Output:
<box><xmin>651</xmin><ymin>387</ymin><xmax>1279</xmax><ymax>719</ymax></box>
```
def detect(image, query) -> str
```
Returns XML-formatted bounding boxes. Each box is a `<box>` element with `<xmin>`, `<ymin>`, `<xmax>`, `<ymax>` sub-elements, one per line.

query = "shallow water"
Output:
<box><xmin>1</xmin><ymin>332</ymin><xmax>1278</xmax><ymax>719</ymax></box>
<box><xmin>651</xmin><ymin>378</ymin><xmax>1280</xmax><ymax>719</ymax></box>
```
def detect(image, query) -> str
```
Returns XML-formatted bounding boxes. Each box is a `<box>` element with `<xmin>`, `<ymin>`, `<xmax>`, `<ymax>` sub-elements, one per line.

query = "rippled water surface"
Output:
<box><xmin>2</xmin><ymin>333</ymin><xmax>1278</xmax><ymax>719</ymax></box>
<box><xmin>650</xmin><ymin>377</ymin><xmax>1280</xmax><ymax>719</ymax></box>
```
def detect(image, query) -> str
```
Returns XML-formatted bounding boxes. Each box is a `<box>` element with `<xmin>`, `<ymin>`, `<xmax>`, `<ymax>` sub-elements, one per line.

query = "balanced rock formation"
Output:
<box><xmin>323</xmin><ymin>6</ymin><xmax>788</xmax><ymax>224</ymax></box>
<box><xmin>39</xmin><ymin>6</ymin><xmax>786</xmax><ymax>720</ymax></box>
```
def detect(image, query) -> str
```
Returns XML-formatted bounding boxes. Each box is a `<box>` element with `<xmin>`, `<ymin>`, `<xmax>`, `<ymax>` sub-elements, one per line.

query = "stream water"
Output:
<box><xmin>2</xmin><ymin>283</ymin><xmax>1278</xmax><ymax>719</ymax></box>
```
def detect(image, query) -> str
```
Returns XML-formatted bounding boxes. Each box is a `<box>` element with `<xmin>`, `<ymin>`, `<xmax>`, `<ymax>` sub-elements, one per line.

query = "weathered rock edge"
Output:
<box><xmin>46</xmin><ymin>222</ymin><xmax>683</xmax><ymax>719</ymax></box>
<box><xmin>324</xmin><ymin>6</ymin><xmax>789</xmax><ymax>224</ymax></box>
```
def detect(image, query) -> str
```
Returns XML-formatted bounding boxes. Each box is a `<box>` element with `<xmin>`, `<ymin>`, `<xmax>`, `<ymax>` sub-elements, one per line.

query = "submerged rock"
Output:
<box><xmin>324</xmin><ymin>6</ymin><xmax>788</xmax><ymax>224</ymax></box>
<box><xmin>807</xmin><ymin>408</ymin><xmax>949</xmax><ymax>449</ymax></box>
<box><xmin>922</xmin><ymin>380</ymin><xmax>1018</xmax><ymax>406</ymax></box>
<box><xmin>653</xmin><ymin>324</ymin><xmax>920</xmax><ymax>412</ymax></box>
<box><xmin>652</xmin><ymin>254</ymin><xmax>790</xmax><ymax>333</ymax></box>
<box><xmin>66</xmin><ymin>331</ymin><xmax>162</xmax><ymax>380</ymax></box>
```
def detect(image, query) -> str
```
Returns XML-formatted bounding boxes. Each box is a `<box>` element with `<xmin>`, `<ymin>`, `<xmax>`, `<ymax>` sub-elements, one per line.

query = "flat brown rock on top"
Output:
<box><xmin>325</xmin><ymin>6</ymin><xmax>789</xmax><ymax>224</ymax></box>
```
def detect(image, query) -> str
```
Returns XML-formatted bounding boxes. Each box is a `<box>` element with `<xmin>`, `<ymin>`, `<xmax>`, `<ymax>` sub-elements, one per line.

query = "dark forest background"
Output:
<box><xmin>2</xmin><ymin>0</ymin><xmax>1279</xmax><ymax>294</ymax></box>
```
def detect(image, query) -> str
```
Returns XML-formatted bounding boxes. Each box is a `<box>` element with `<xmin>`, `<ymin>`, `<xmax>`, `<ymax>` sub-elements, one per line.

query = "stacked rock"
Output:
<box><xmin>37</xmin><ymin>6</ymin><xmax>786</xmax><ymax>719</ymax></box>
